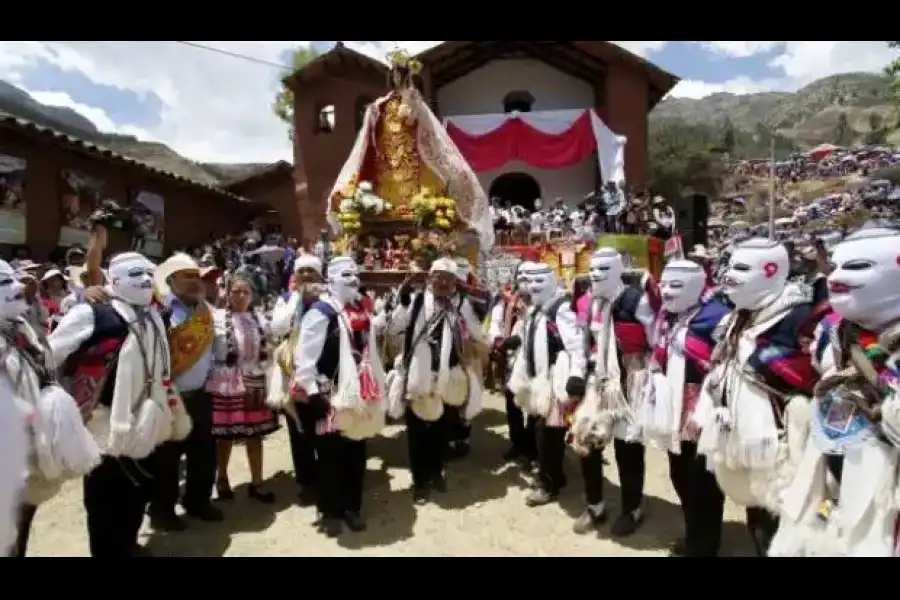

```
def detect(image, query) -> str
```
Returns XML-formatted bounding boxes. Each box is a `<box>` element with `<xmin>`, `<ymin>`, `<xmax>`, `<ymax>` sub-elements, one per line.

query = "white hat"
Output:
<box><xmin>430</xmin><ymin>257</ymin><xmax>457</xmax><ymax>276</ymax></box>
<box><xmin>653</xmin><ymin>195</ymin><xmax>666</xmax><ymax>205</ymax></box>
<box><xmin>453</xmin><ymin>257</ymin><xmax>471</xmax><ymax>281</ymax></box>
<box><xmin>293</xmin><ymin>253</ymin><xmax>323</xmax><ymax>275</ymax></box>
<box><xmin>154</xmin><ymin>252</ymin><xmax>200</xmax><ymax>298</ymax></box>
<box><xmin>41</xmin><ymin>269</ymin><xmax>65</xmax><ymax>283</ymax></box>
<box><xmin>688</xmin><ymin>244</ymin><xmax>711</xmax><ymax>260</ymax></box>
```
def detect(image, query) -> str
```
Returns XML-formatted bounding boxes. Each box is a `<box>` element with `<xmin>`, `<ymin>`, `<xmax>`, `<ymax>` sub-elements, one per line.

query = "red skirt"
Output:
<box><xmin>211</xmin><ymin>372</ymin><xmax>279</xmax><ymax>440</ymax></box>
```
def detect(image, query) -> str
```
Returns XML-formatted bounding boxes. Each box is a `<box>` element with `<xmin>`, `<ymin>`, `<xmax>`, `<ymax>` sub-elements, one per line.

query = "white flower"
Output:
<box><xmin>339</xmin><ymin>199</ymin><xmax>354</xmax><ymax>212</ymax></box>
<box><xmin>361</xmin><ymin>195</ymin><xmax>375</xmax><ymax>209</ymax></box>
<box><xmin>358</xmin><ymin>181</ymin><xmax>374</xmax><ymax>193</ymax></box>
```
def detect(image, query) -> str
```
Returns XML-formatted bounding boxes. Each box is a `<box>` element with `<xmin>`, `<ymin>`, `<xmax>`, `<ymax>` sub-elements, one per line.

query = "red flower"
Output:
<box><xmin>167</xmin><ymin>397</ymin><xmax>178</xmax><ymax>408</ymax></box>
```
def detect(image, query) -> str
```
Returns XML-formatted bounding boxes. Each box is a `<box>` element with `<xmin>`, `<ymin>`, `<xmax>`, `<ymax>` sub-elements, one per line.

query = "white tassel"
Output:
<box><xmin>38</xmin><ymin>385</ymin><xmax>100</xmax><ymax>478</ymax></box>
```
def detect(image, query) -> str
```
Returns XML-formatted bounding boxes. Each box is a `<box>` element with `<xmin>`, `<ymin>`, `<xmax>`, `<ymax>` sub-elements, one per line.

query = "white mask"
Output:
<box><xmin>660</xmin><ymin>260</ymin><xmax>706</xmax><ymax>314</ymax></box>
<box><xmin>524</xmin><ymin>263</ymin><xmax>558</xmax><ymax>308</ymax></box>
<box><xmin>722</xmin><ymin>239</ymin><xmax>789</xmax><ymax>310</ymax></box>
<box><xmin>589</xmin><ymin>248</ymin><xmax>624</xmax><ymax>299</ymax></box>
<box><xmin>828</xmin><ymin>228</ymin><xmax>900</xmax><ymax>330</ymax></box>
<box><xmin>0</xmin><ymin>261</ymin><xmax>27</xmax><ymax>320</ymax></box>
<box><xmin>327</xmin><ymin>256</ymin><xmax>360</xmax><ymax>305</ymax></box>
<box><xmin>109</xmin><ymin>252</ymin><xmax>156</xmax><ymax>306</ymax></box>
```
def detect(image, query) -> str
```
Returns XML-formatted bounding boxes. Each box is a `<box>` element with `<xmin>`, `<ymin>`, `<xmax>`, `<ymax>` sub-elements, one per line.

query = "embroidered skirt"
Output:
<box><xmin>210</xmin><ymin>369</ymin><xmax>280</xmax><ymax>440</ymax></box>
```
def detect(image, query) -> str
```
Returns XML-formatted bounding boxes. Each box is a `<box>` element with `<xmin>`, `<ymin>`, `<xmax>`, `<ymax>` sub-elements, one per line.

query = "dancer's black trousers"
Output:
<box><xmin>536</xmin><ymin>418</ymin><xmax>568</xmax><ymax>493</ymax></box>
<box><xmin>149</xmin><ymin>391</ymin><xmax>216</xmax><ymax>513</ymax></box>
<box><xmin>668</xmin><ymin>441</ymin><xmax>725</xmax><ymax>557</ymax></box>
<box><xmin>316</xmin><ymin>433</ymin><xmax>366</xmax><ymax>518</ymax></box>
<box><xmin>579</xmin><ymin>439</ymin><xmax>645</xmax><ymax>513</ymax></box>
<box><xmin>505</xmin><ymin>391</ymin><xmax>537</xmax><ymax>459</ymax></box>
<box><xmin>746</xmin><ymin>507</ymin><xmax>779</xmax><ymax>557</ymax></box>
<box><xmin>286</xmin><ymin>403</ymin><xmax>319</xmax><ymax>487</ymax></box>
<box><xmin>84</xmin><ymin>455</ymin><xmax>152</xmax><ymax>557</ymax></box>
<box><xmin>443</xmin><ymin>406</ymin><xmax>471</xmax><ymax>444</ymax></box>
<box><xmin>8</xmin><ymin>503</ymin><xmax>37</xmax><ymax>557</ymax></box>
<box><xmin>405</xmin><ymin>407</ymin><xmax>448</xmax><ymax>488</ymax></box>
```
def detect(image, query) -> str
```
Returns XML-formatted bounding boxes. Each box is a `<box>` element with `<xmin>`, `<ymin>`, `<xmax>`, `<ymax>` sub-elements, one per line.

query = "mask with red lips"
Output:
<box><xmin>660</xmin><ymin>259</ymin><xmax>706</xmax><ymax>314</ymax></box>
<box><xmin>722</xmin><ymin>238</ymin><xmax>789</xmax><ymax>310</ymax></box>
<box><xmin>0</xmin><ymin>260</ymin><xmax>27</xmax><ymax>319</ymax></box>
<box><xmin>828</xmin><ymin>227</ymin><xmax>900</xmax><ymax>330</ymax></box>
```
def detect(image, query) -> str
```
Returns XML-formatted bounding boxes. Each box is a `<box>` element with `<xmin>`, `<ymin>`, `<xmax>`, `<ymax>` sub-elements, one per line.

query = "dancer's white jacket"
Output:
<box><xmin>49</xmin><ymin>298</ymin><xmax>191</xmax><ymax>462</ymax></box>
<box><xmin>382</xmin><ymin>291</ymin><xmax>486</xmax><ymax>423</ymax></box>
<box><xmin>2</xmin><ymin>317</ymin><xmax>101</xmax><ymax>511</ymax></box>
<box><xmin>770</xmin><ymin>318</ymin><xmax>900</xmax><ymax>557</ymax></box>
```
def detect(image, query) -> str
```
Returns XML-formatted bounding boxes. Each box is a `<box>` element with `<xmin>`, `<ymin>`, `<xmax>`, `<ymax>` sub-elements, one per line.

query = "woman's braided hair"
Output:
<box><xmin>225</xmin><ymin>274</ymin><xmax>267</xmax><ymax>363</ymax></box>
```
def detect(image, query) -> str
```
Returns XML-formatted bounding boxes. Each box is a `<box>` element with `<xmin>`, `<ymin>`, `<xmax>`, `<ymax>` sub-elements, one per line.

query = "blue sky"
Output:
<box><xmin>0</xmin><ymin>41</ymin><xmax>892</xmax><ymax>162</ymax></box>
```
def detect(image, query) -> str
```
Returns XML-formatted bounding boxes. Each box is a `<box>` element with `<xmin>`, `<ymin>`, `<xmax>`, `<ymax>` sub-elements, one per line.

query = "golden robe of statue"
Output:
<box><xmin>373</xmin><ymin>93</ymin><xmax>443</xmax><ymax>208</ymax></box>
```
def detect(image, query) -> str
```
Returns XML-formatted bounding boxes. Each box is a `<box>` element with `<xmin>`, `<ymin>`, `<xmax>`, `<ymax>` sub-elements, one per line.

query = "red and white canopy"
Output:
<box><xmin>445</xmin><ymin>109</ymin><xmax>626</xmax><ymax>184</ymax></box>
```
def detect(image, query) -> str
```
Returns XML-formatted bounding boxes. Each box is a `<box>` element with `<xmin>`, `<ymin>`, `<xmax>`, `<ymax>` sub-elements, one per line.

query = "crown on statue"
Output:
<box><xmin>386</xmin><ymin>49</ymin><xmax>422</xmax><ymax>75</ymax></box>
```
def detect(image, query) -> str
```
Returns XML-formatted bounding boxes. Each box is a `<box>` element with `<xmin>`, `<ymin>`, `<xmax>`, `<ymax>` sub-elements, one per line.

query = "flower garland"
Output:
<box><xmin>336</xmin><ymin>181</ymin><xmax>393</xmax><ymax>233</ymax></box>
<box><xmin>410</xmin><ymin>186</ymin><xmax>457</xmax><ymax>231</ymax></box>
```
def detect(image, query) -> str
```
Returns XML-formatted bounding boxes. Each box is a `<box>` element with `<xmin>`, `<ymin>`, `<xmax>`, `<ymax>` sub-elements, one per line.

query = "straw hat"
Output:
<box><xmin>688</xmin><ymin>244</ymin><xmax>711</xmax><ymax>260</ymax></box>
<box><xmin>154</xmin><ymin>253</ymin><xmax>200</xmax><ymax>298</ymax></box>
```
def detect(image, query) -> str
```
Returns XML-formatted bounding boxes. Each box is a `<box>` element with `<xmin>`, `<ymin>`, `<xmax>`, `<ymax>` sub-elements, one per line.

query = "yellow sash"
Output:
<box><xmin>169</xmin><ymin>304</ymin><xmax>214</xmax><ymax>378</ymax></box>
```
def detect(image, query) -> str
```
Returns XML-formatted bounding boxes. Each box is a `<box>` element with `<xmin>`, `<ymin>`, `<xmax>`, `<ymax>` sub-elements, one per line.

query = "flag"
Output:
<box><xmin>664</xmin><ymin>235</ymin><xmax>683</xmax><ymax>261</ymax></box>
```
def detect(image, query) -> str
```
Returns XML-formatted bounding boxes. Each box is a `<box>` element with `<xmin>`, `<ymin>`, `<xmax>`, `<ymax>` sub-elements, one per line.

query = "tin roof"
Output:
<box><xmin>0</xmin><ymin>113</ymin><xmax>250</xmax><ymax>203</ymax></box>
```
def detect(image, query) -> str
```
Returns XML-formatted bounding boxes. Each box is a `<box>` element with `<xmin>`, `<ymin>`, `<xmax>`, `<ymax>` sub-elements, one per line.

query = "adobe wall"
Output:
<box><xmin>0</xmin><ymin>126</ymin><xmax>250</xmax><ymax>259</ymax></box>
<box><xmin>292</xmin><ymin>69</ymin><xmax>387</xmax><ymax>242</ymax></box>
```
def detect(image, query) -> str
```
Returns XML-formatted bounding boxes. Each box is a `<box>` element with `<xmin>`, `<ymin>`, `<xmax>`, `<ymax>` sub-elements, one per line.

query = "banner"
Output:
<box><xmin>596</xmin><ymin>234</ymin><xmax>664</xmax><ymax>279</ymax></box>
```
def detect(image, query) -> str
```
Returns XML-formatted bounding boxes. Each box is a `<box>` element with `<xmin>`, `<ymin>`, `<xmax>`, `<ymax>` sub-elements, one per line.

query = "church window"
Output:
<box><xmin>315</xmin><ymin>104</ymin><xmax>335</xmax><ymax>134</ymax></box>
<box><xmin>502</xmin><ymin>90</ymin><xmax>535</xmax><ymax>113</ymax></box>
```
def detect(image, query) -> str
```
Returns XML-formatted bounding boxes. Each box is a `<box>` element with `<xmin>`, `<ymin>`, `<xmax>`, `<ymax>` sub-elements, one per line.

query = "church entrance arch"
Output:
<box><xmin>488</xmin><ymin>172</ymin><xmax>541</xmax><ymax>213</ymax></box>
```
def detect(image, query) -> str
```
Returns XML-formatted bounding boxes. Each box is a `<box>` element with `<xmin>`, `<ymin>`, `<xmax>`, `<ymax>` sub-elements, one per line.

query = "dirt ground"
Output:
<box><xmin>27</xmin><ymin>392</ymin><xmax>755</xmax><ymax>557</ymax></box>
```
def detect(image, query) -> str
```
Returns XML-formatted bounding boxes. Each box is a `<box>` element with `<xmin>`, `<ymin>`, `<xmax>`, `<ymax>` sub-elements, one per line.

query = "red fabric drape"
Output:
<box><xmin>446</xmin><ymin>111</ymin><xmax>597</xmax><ymax>172</ymax></box>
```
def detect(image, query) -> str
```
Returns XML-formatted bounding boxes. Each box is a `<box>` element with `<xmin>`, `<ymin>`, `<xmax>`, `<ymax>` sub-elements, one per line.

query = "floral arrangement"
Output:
<box><xmin>336</xmin><ymin>181</ymin><xmax>392</xmax><ymax>233</ymax></box>
<box><xmin>386</xmin><ymin>49</ymin><xmax>422</xmax><ymax>75</ymax></box>
<box><xmin>410</xmin><ymin>187</ymin><xmax>457</xmax><ymax>231</ymax></box>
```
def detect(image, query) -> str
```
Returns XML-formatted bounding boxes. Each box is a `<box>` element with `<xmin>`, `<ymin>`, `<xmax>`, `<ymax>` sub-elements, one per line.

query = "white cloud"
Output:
<box><xmin>0</xmin><ymin>41</ymin><xmax>895</xmax><ymax>166</ymax></box>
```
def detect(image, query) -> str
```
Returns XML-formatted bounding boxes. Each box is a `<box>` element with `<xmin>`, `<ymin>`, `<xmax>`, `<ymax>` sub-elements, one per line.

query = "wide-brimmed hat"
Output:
<box><xmin>688</xmin><ymin>244</ymin><xmax>711</xmax><ymax>260</ymax></box>
<box><xmin>155</xmin><ymin>253</ymin><xmax>200</xmax><ymax>297</ymax></box>
<box><xmin>41</xmin><ymin>268</ymin><xmax>66</xmax><ymax>283</ymax></box>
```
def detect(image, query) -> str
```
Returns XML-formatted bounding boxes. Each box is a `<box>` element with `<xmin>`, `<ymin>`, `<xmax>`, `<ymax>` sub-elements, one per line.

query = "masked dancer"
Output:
<box><xmin>692</xmin><ymin>238</ymin><xmax>820</xmax><ymax>556</ymax></box>
<box><xmin>269</xmin><ymin>254</ymin><xmax>325</xmax><ymax>504</ymax></box>
<box><xmin>49</xmin><ymin>252</ymin><xmax>191</xmax><ymax>557</ymax></box>
<box><xmin>291</xmin><ymin>256</ymin><xmax>386</xmax><ymax>536</ymax></box>
<box><xmin>384</xmin><ymin>258</ymin><xmax>485</xmax><ymax>504</ymax></box>
<box><xmin>567</xmin><ymin>248</ymin><xmax>655</xmax><ymax>537</ymax></box>
<box><xmin>507</xmin><ymin>262</ymin><xmax>586</xmax><ymax>508</ymax></box>
<box><xmin>489</xmin><ymin>262</ymin><xmax>537</xmax><ymax>466</ymax></box>
<box><xmin>642</xmin><ymin>260</ymin><xmax>731</xmax><ymax>556</ymax></box>
<box><xmin>1</xmin><ymin>259</ymin><xmax>99</xmax><ymax>557</ymax></box>
<box><xmin>770</xmin><ymin>227</ymin><xmax>900</xmax><ymax>557</ymax></box>
<box><xmin>149</xmin><ymin>253</ymin><xmax>222</xmax><ymax>530</ymax></box>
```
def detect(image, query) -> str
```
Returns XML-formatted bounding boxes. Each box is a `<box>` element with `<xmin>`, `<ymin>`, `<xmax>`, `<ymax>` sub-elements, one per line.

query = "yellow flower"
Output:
<box><xmin>435</xmin><ymin>210</ymin><xmax>444</xmax><ymax>218</ymax></box>
<box><xmin>446</xmin><ymin>209</ymin><xmax>456</xmax><ymax>219</ymax></box>
<box><xmin>410</xmin><ymin>238</ymin><xmax>422</xmax><ymax>250</ymax></box>
<box><xmin>340</xmin><ymin>184</ymin><xmax>356</xmax><ymax>198</ymax></box>
<box><xmin>408</xmin><ymin>59</ymin><xmax>423</xmax><ymax>75</ymax></box>
<box><xmin>436</xmin><ymin>218</ymin><xmax>451</xmax><ymax>229</ymax></box>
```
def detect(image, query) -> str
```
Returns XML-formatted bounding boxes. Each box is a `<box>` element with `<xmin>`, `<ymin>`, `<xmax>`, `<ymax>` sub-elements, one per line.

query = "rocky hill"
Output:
<box><xmin>0</xmin><ymin>80</ymin><xmax>267</xmax><ymax>186</ymax></box>
<box><xmin>651</xmin><ymin>72</ymin><xmax>900</xmax><ymax>148</ymax></box>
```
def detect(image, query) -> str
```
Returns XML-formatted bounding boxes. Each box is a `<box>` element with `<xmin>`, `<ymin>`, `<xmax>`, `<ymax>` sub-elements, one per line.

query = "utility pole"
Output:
<box><xmin>768</xmin><ymin>137</ymin><xmax>776</xmax><ymax>239</ymax></box>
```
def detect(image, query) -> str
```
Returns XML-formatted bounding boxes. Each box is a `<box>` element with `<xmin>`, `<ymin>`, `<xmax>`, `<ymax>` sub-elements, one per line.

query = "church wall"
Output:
<box><xmin>436</xmin><ymin>58</ymin><xmax>595</xmax><ymax>116</ymax></box>
<box><xmin>436</xmin><ymin>58</ymin><xmax>597</xmax><ymax>206</ymax></box>
<box><xmin>292</xmin><ymin>74</ymin><xmax>387</xmax><ymax>243</ymax></box>
<box><xmin>0</xmin><ymin>123</ymin><xmax>249</xmax><ymax>260</ymax></box>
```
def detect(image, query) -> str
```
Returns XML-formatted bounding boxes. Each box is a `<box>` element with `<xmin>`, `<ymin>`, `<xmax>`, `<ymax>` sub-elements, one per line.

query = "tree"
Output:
<box><xmin>834</xmin><ymin>111</ymin><xmax>850</xmax><ymax>145</ymax></box>
<box><xmin>886</xmin><ymin>42</ymin><xmax>900</xmax><ymax>105</ymax></box>
<box><xmin>722</xmin><ymin>118</ymin><xmax>736</xmax><ymax>153</ymax></box>
<box><xmin>272</xmin><ymin>46</ymin><xmax>320</xmax><ymax>140</ymax></box>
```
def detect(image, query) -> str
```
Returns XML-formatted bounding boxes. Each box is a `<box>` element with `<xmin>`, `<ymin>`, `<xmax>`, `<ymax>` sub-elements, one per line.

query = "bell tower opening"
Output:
<box><xmin>488</xmin><ymin>172</ymin><xmax>541</xmax><ymax>213</ymax></box>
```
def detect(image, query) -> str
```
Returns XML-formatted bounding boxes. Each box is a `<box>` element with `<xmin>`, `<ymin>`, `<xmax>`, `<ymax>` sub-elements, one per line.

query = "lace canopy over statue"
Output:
<box><xmin>327</xmin><ymin>52</ymin><xmax>493</xmax><ymax>252</ymax></box>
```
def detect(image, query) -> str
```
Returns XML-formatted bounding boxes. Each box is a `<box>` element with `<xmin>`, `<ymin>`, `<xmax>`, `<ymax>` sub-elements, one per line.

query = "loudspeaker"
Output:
<box><xmin>673</xmin><ymin>193</ymin><xmax>709</xmax><ymax>251</ymax></box>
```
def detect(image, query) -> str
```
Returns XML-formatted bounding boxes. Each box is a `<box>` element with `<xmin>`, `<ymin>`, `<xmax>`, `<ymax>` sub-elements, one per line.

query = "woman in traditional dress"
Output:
<box><xmin>207</xmin><ymin>274</ymin><xmax>278</xmax><ymax>503</ymax></box>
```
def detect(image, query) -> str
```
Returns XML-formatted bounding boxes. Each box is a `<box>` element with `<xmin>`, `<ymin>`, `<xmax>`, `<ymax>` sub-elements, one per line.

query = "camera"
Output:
<box><xmin>87</xmin><ymin>199</ymin><xmax>139</xmax><ymax>234</ymax></box>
